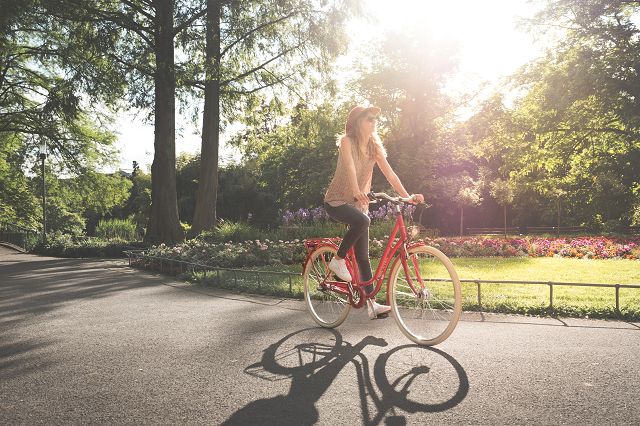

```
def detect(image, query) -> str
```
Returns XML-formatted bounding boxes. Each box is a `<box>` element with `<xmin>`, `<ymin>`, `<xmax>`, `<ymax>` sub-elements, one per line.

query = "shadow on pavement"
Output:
<box><xmin>0</xmin><ymin>257</ymin><xmax>150</xmax><ymax>326</ymax></box>
<box><xmin>0</xmin><ymin>256</ymin><xmax>154</xmax><ymax>377</ymax></box>
<box><xmin>223</xmin><ymin>328</ymin><xmax>469</xmax><ymax>425</ymax></box>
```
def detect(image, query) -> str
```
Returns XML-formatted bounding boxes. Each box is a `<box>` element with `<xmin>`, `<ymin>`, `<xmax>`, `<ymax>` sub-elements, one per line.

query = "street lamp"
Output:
<box><xmin>39</xmin><ymin>140</ymin><xmax>47</xmax><ymax>244</ymax></box>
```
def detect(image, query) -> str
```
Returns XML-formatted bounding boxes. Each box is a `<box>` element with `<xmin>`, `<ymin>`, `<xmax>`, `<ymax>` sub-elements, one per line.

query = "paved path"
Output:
<box><xmin>1</xmin><ymin>246</ymin><xmax>639</xmax><ymax>425</ymax></box>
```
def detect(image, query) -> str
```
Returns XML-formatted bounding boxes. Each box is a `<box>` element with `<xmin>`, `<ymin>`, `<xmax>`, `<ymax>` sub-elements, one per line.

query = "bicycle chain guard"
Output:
<box><xmin>347</xmin><ymin>281</ymin><xmax>367</xmax><ymax>309</ymax></box>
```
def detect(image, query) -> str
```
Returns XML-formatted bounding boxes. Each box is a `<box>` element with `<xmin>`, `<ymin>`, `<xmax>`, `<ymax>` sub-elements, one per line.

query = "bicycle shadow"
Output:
<box><xmin>222</xmin><ymin>328</ymin><xmax>469</xmax><ymax>425</ymax></box>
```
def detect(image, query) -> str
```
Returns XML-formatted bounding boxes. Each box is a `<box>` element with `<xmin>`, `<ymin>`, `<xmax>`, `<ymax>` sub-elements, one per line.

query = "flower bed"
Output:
<box><xmin>145</xmin><ymin>235</ymin><xmax>640</xmax><ymax>270</ymax></box>
<box><xmin>147</xmin><ymin>238</ymin><xmax>307</xmax><ymax>268</ymax></box>
<box><xmin>418</xmin><ymin>236</ymin><xmax>640</xmax><ymax>260</ymax></box>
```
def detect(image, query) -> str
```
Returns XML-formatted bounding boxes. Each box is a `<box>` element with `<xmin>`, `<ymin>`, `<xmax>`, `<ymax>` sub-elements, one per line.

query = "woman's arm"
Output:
<box><xmin>340</xmin><ymin>137</ymin><xmax>369</xmax><ymax>206</ymax></box>
<box><xmin>376</xmin><ymin>153</ymin><xmax>424</xmax><ymax>203</ymax></box>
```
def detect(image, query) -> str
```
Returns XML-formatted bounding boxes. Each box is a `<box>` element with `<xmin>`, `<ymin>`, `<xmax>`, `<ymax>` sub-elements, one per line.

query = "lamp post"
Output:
<box><xmin>39</xmin><ymin>141</ymin><xmax>47</xmax><ymax>244</ymax></box>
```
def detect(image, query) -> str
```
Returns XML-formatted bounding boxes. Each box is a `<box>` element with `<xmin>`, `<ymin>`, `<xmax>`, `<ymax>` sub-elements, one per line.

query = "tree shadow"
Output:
<box><xmin>223</xmin><ymin>328</ymin><xmax>469</xmax><ymax>425</ymax></box>
<box><xmin>0</xmin><ymin>257</ymin><xmax>153</xmax><ymax>326</ymax></box>
<box><xmin>0</xmin><ymin>256</ymin><xmax>160</xmax><ymax>376</ymax></box>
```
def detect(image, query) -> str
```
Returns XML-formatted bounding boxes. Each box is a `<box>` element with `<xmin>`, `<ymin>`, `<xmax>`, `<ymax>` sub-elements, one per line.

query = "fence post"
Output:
<box><xmin>257</xmin><ymin>271</ymin><xmax>261</xmax><ymax>289</ymax></box>
<box><xmin>234</xmin><ymin>270</ymin><xmax>238</xmax><ymax>287</ymax></box>
<box><xmin>288</xmin><ymin>275</ymin><xmax>293</xmax><ymax>295</ymax></box>
<box><xmin>548</xmin><ymin>282</ymin><xmax>553</xmax><ymax>308</ymax></box>
<box><xmin>216</xmin><ymin>269</ymin><xmax>220</xmax><ymax>285</ymax></box>
<box><xmin>476</xmin><ymin>280</ymin><xmax>481</xmax><ymax>308</ymax></box>
<box><xmin>615</xmin><ymin>284</ymin><xmax>620</xmax><ymax>315</ymax></box>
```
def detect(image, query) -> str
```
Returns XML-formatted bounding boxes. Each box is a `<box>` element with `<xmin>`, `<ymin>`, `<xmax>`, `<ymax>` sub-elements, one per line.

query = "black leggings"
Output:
<box><xmin>324</xmin><ymin>203</ymin><xmax>373</xmax><ymax>292</ymax></box>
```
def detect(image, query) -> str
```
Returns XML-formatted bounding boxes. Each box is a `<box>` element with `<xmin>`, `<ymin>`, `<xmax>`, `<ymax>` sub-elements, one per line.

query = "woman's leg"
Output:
<box><xmin>352</xmin><ymin>227</ymin><xmax>374</xmax><ymax>293</ymax></box>
<box><xmin>324</xmin><ymin>203</ymin><xmax>371</xmax><ymax>259</ymax></box>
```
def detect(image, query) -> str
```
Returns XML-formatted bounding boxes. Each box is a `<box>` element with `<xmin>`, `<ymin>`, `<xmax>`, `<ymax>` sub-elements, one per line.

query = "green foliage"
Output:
<box><xmin>95</xmin><ymin>218</ymin><xmax>137</xmax><ymax>241</ymax></box>
<box><xmin>489</xmin><ymin>178</ymin><xmax>514</xmax><ymax>206</ymax></box>
<box><xmin>176</xmin><ymin>153</ymin><xmax>200</xmax><ymax>224</ymax></box>
<box><xmin>353</xmin><ymin>25</ymin><xmax>459</xmax><ymax>197</ymax></box>
<box><xmin>119</xmin><ymin>170</ymin><xmax>152</xmax><ymax>237</ymax></box>
<box><xmin>179</xmin><ymin>0</ymin><xmax>360</xmax><ymax>125</ymax></box>
<box><xmin>231</xmin><ymin>102</ymin><xmax>349</xmax><ymax>215</ymax></box>
<box><xmin>198</xmin><ymin>221</ymin><xmax>266</xmax><ymax>244</ymax></box>
<box><xmin>33</xmin><ymin>232</ymin><xmax>146</xmax><ymax>258</ymax></box>
<box><xmin>44</xmin><ymin>196</ymin><xmax>86</xmax><ymax>237</ymax></box>
<box><xmin>36</xmin><ymin>169</ymin><xmax>133</xmax><ymax>236</ymax></box>
<box><xmin>0</xmin><ymin>134</ymin><xmax>39</xmax><ymax>228</ymax></box>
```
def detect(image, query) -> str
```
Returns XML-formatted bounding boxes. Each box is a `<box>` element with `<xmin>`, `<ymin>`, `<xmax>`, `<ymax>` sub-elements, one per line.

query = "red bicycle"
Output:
<box><xmin>302</xmin><ymin>192</ymin><xmax>462</xmax><ymax>346</ymax></box>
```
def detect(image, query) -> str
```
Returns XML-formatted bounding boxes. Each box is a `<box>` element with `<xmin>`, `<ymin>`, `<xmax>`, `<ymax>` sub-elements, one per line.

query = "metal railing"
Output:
<box><xmin>459</xmin><ymin>278</ymin><xmax>640</xmax><ymax>315</ymax></box>
<box><xmin>126</xmin><ymin>251</ymin><xmax>640</xmax><ymax>316</ymax></box>
<box><xmin>0</xmin><ymin>224</ymin><xmax>38</xmax><ymax>252</ymax></box>
<box><xmin>126</xmin><ymin>250</ymin><xmax>301</xmax><ymax>295</ymax></box>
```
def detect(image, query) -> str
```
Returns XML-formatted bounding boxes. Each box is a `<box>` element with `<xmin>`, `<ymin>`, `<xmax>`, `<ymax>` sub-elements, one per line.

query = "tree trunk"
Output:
<box><xmin>504</xmin><ymin>204</ymin><xmax>507</xmax><ymax>237</ymax></box>
<box><xmin>460</xmin><ymin>206</ymin><xmax>464</xmax><ymax>236</ymax></box>
<box><xmin>145</xmin><ymin>0</ymin><xmax>184</xmax><ymax>245</ymax></box>
<box><xmin>190</xmin><ymin>0</ymin><xmax>221</xmax><ymax>237</ymax></box>
<box><xmin>557</xmin><ymin>198</ymin><xmax>561</xmax><ymax>238</ymax></box>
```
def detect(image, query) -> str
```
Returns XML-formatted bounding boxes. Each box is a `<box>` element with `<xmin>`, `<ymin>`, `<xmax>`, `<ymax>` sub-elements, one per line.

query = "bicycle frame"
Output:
<box><xmin>305</xmin><ymin>202</ymin><xmax>424</xmax><ymax>309</ymax></box>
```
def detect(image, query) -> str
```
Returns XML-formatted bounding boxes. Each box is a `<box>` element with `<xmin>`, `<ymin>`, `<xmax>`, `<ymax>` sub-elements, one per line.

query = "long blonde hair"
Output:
<box><xmin>338</xmin><ymin>115</ymin><xmax>386</xmax><ymax>159</ymax></box>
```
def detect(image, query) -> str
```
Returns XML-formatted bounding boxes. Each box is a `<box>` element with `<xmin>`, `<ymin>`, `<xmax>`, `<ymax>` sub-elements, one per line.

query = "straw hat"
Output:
<box><xmin>345</xmin><ymin>105</ymin><xmax>381</xmax><ymax>134</ymax></box>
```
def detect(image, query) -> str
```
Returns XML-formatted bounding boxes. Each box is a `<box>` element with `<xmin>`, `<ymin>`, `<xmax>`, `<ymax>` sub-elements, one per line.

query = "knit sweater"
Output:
<box><xmin>324</xmin><ymin>138</ymin><xmax>379</xmax><ymax>211</ymax></box>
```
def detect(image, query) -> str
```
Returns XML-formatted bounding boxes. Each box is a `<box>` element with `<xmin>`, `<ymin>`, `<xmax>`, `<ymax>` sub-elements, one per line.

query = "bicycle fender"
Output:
<box><xmin>301</xmin><ymin>242</ymin><xmax>340</xmax><ymax>274</ymax></box>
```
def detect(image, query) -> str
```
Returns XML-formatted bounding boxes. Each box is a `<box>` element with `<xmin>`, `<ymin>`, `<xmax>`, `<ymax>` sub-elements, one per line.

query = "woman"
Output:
<box><xmin>324</xmin><ymin>105</ymin><xmax>424</xmax><ymax>319</ymax></box>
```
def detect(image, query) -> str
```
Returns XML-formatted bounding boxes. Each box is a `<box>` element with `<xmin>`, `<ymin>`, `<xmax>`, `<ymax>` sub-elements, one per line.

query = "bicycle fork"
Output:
<box><xmin>402</xmin><ymin>249</ymin><xmax>431</xmax><ymax>300</ymax></box>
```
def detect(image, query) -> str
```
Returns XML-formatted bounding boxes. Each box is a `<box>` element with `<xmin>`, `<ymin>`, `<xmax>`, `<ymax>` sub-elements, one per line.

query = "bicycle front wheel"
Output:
<box><xmin>389</xmin><ymin>245</ymin><xmax>462</xmax><ymax>345</ymax></box>
<box><xmin>303</xmin><ymin>245</ymin><xmax>351</xmax><ymax>328</ymax></box>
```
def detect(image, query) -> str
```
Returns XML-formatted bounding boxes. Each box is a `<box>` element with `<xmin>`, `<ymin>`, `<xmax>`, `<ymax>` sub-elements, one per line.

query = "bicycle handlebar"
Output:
<box><xmin>367</xmin><ymin>192</ymin><xmax>418</xmax><ymax>204</ymax></box>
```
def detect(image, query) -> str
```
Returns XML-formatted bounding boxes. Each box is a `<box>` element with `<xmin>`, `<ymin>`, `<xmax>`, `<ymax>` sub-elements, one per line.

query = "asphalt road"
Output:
<box><xmin>1</xmin><ymin>246</ymin><xmax>639</xmax><ymax>425</ymax></box>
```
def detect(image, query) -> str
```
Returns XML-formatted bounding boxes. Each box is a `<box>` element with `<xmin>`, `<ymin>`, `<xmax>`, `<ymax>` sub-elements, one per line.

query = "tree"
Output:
<box><xmin>489</xmin><ymin>178</ymin><xmax>514</xmax><ymax>237</ymax></box>
<box><xmin>1</xmin><ymin>0</ymin><xmax>122</xmax><ymax>174</ymax></box>
<box><xmin>0</xmin><ymin>134</ymin><xmax>39</xmax><ymax>229</ymax></box>
<box><xmin>353</xmin><ymin>25</ymin><xmax>458</xmax><ymax>197</ymax></box>
<box><xmin>232</xmin><ymin>101</ymin><xmax>347</xmax><ymax>211</ymax></box>
<box><xmin>38</xmin><ymin>0</ymin><xmax>213</xmax><ymax>244</ymax></box>
<box><xmin>1</xmin><ymin>0</ymin><xmax>129</xmax><ymax>233</ymax></box>
<box><xmin>187</xmin><ymin>0</ymin><xmax>360</xmax><ymax>236</ymax></box>
<box><xmin>452</xmin><ymin>177</ymin><xmax>482</xmax><ymax>236</ymax></box>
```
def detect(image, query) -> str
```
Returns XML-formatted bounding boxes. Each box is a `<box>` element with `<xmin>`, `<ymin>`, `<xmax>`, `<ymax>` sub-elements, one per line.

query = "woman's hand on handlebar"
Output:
<box><xmin>410</xmin><ymin>194</ymin><xmax>425</xmax><ymax>204</ymax></box>
<box><xmin>354</xmin><ymin>191</ymin><xmax>370</xmax><ymax>207</ymax></box>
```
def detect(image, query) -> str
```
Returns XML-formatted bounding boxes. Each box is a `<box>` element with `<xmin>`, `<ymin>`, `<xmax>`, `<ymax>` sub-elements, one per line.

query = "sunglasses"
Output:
<box><xmin>366</xmin><ymin>115</ymin><xmax>378</xmax><ymax>123</ymax></box>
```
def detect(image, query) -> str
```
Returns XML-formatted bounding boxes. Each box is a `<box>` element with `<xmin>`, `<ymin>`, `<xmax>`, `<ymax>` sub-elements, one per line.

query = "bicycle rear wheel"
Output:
<box><xmin>303</xmin><ymin>245</ymin><xmax>351</xmax><ymax>328</ymax></box>
<box><xmin>389</xmin><ymin>245</ymin><xmax>462</xmax><ymax>345</ymax></box>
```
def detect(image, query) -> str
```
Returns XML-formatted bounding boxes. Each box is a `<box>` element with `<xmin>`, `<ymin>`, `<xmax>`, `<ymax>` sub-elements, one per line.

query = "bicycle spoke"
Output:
<box><xmin>303</xmin><ymin>246</ymin><xmax>350</xmax><ymax>328</ymax></box>
<box><xmin>390</xmin><ymin>246</ymin><xmax>462</xmax><ymax>345</ymax></box>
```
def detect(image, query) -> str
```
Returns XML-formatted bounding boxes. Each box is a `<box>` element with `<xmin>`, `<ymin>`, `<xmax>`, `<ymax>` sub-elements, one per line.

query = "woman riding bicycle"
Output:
<box><xmin>324</xmin><ymin>105</ymin><xmax>424</xmax><ymax>319</ymax></box>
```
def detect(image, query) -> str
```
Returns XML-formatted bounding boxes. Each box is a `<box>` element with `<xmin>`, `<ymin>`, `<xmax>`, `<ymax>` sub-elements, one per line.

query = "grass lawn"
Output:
<box><xmin>190</xmin><ymin>256</ymin><xmax>640</xmax><ymax>320</ymax></box>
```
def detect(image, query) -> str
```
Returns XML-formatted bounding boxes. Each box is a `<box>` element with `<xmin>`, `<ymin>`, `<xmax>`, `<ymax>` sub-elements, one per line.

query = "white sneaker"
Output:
<box><xmin>328</xmin><ymin>257</ymin><xmax>352</xmax><ymax>282</ymax></box>
<box><xmin>367</xmin><ymin>299</ymin><xmax>391</xmax><ymax>319</ymax></box>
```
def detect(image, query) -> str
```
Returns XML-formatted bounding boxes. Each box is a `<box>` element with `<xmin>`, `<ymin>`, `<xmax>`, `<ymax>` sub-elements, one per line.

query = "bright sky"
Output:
<box><xmin>112</xmin><ymin>0</ymin><xmax>544</xmax><ymax>172</ymax></box>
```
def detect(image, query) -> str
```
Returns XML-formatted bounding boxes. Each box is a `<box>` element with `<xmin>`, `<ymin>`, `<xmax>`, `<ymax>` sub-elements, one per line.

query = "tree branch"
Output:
<box><xmin>220</xmin><ymin>9</ymin><xmax>301</xmax><ymax>57</ymax></box>
<box><xmin>173</xmin><ymin>8</ymin><xmax>207</xmax><ymax>36</ymax></box>
<box><xmin>108</xmin><ymin>53</ymin><xmax>155</xmax><ymax>77</ymax></box>
<box><xmin>121</xmin><ymin>0</ymin><xmax>155</xmax><ymax>21</ymax></box>
<box><xmin>221</xmin><ymin>41</ymin><xmax>306</xmax><ymax>86</ymax></box>
<box><xmin>64</xmin><ymin>0</ymin><xmax>154</xmax><ymax>46</ymax></box>
<box><xmin>545</xmin><ymin>126</ymin><xmax>639</xmax><ymax>138</ymax></box>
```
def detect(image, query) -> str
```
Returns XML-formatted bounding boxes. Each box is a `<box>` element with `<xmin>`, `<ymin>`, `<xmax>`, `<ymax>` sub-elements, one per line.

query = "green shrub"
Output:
<box><xmin>198</xmin><ymin>221</ymin><xmax>267</xmax><ymax>243</ymax></box>
<box><xmin>95</xmin><ymin>218</ymin><xmax>137</xmax><ymax>240</ymax></box>
<box><xmin>32</xmin><ymin>233</ymin><xmax>146</xmax><ymax>258</ymax></box>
